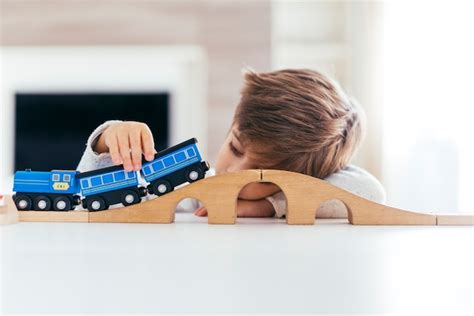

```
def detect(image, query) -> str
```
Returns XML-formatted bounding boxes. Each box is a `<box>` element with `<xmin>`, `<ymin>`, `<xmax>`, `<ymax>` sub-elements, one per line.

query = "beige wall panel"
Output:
<box><xmin>1</xmin><ymin>0</ymin><xmax>272</xmax><ymax>164</ymax></box>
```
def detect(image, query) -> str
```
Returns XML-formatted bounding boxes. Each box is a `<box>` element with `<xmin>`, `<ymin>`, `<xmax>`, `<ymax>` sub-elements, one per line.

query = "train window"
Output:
<box><xmin>52</xmin><ymin>174</ymin><xmax>60</xmax><ymax>181</ymax></box>
<box><xmin>152</xmin><ymin>161</ymin><xmax>164</xmax><ymax>171</ymax></box>
<box><xmin>63</xmin><ymin>174</ymin><xmax>71</xmax><ymax>182</ymax></box>
<box><xmin>103</xmin><ymin>174</ymin><xmax>114</xmax><ymax>184</ymax></box>
<box><xmin>163</xmin><ymin>156</ymin><xmax>175</xmax><ymax>167</ymax></box>
<box><xmin>186</xmin><ymin>148</ymin><xmax>195</xmax><ymax>157</ymax></box>
<box><xmin>91</xmin><ymin>177</ymin><xmax>102</xmax><ymax>186</ymax></box>
<box><xmin>114</xmin><ymin>171</ymin><xmax>125</xmax><ymax>181</ymax></box>
<box><xmin>127</xmin><ymin>171</ymin><xmax>135</xmax><ymax>179</ymax></box>
<box><xmin>81</xmin><ymin>179</ymin><xmax>89</xmax><ymax>189</ymax></box>
<box><xmin>143</xmin><ymin>166</ymin><xmax>151</xmax><ymax>175</ymax></box>
<box><xmin>175</xmin><ymin>152</ymin><xmax>186</xmax><ymax>162</ymax></box>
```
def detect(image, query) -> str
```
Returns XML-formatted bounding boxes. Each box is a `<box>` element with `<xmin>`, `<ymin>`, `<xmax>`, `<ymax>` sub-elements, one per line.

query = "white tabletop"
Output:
<box><xmin>1</xmin><ymin>212</ymin><xmax>473</xmax><ymax>314</ymax></box>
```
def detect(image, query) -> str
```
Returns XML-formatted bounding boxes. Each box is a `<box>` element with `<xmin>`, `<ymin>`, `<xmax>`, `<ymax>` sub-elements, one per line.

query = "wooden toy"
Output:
<box><xmin>435</xmin><ymin>214</ymin><xmax>474</xmax><ymax>226</ymax></box>
<box><xmin>12</xmin><ymin>138</ymin><xmax>210</xmax><ymax>212</ymax></box>
<box><xmin>1</xmin><ymin>169</ymin><xmax>473</xmax><ymax>226</ymax></box>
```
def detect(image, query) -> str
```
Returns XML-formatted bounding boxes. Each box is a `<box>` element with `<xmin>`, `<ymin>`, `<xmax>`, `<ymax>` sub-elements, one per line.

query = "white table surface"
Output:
<box><xmin>1</xmin><ymin>212</ymin><xmax>473</xmax><ymax>314</ymax></box>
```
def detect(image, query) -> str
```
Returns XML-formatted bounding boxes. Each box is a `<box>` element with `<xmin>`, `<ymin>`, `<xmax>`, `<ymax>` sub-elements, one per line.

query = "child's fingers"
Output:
<box><xmin>106</xmin><ymin>135</ymin><xmax>122</xmax><ymax>165</ymax></box>
<box><xmin>129</xmin><ymin>130</ymin><xmax>143</xmax><ymax>171</ymax></box>
<box><xmin>141</xmin><ymin>127</ymin><xmax>155</xmax><ymax>161</ymax></box>
<box><xmin>117</xmin><ymin>132</ymin><xmax>133</xmax><ymax>172</ymax></box>
<box><xmin>195</xmin><ymin>209</ymin><xmax>207</xmax><ymax>216</ymax></box>
<box><xmin>194</xmin><ymin>207</ymin><xmax>208</xmax><ymax>217</ymax></box>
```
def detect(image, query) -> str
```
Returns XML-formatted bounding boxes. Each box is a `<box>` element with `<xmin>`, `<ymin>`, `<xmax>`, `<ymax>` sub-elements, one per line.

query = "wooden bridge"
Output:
<box><xmin>1</xmin><ymin>169</ymin><xmax>473</xmax><ymax>225</ymax></box>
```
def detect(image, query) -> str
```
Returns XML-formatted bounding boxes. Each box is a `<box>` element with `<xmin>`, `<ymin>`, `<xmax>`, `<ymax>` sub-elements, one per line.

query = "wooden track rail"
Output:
<box><xmin>1</xmin><ymin>169</ymin><xmax>473</xmax><ymax>225</ymax></box>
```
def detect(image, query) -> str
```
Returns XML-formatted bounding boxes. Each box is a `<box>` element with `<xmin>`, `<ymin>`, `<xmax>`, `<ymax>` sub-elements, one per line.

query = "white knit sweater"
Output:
<box><xmin>77</xmin><ymin>121</ymin><xmax>386</xmax><ymax>218</ymax></box>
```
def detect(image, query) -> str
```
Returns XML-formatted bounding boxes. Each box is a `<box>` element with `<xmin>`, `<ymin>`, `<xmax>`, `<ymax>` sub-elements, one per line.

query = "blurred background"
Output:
<box><xmin>1</xmin><ymin>0</ymin><xmax>472</xmax><ymax>214</ymax></box>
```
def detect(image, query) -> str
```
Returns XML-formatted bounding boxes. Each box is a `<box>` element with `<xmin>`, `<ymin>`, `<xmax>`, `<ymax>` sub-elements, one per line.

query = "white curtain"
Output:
<box><xmin>382</xmin><ymin>2</ymin><xmax>474</xmax><ymax>213</ymax></box>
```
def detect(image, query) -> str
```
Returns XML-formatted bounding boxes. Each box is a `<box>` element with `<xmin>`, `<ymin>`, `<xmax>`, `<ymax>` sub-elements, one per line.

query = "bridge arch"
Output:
<box><xmin>261</xmin><ymin>169</ymin><xmax>435</xmax><ymax>225</ymax></box>
<box><xmin>88</xmin><ymin>169</ymin><xmax>437</xmax><ymax>225</ymax></box>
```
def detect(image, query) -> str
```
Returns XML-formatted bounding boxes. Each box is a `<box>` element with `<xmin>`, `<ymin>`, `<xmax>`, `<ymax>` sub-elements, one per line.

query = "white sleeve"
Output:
<box><xmin>265</xmin><ymin>164</ymin><xmax>386</xmax><ymax>219</ymax></box>
<box><xmin>265</xmin><ymin>191</ymin><xmax>287</xmax><ymax>218</ymax></box>
<box><xmin>324</xmin><ymin>165</ymin><xmax>386</xmax><ymax>204</ymax></box>
<box><xmin>76</xmin><ymin>120</ymin><xmax>123</xmax><ymax>172</ymax></box>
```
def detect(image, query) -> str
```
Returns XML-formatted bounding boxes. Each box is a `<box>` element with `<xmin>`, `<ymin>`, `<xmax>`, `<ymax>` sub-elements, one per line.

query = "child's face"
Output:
<box><xmin>215</xmin><ymin>124</ymin><xmax>258</xmax><ymax>174</ymax></box>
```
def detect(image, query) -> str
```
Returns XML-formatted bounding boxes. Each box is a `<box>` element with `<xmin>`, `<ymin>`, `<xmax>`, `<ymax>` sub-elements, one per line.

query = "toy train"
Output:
<box><xmin>12</xmin><ymin>138</ymin><xmax>209</xmax><ymax>212</ymax></box>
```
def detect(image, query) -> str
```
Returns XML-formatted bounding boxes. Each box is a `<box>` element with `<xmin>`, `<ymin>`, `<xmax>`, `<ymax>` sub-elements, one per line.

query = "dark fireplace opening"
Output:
<box><xmin>15</xmin><ymin>92</ymin><xmax>169</xmax><ymax>171</ymax></box>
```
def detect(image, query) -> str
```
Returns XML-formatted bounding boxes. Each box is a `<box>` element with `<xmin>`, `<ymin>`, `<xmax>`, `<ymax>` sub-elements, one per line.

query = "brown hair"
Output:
<box><xmin>234</xmin><ymin>68</ymin><xmax>365</xmax><ymax>179</ymax></box>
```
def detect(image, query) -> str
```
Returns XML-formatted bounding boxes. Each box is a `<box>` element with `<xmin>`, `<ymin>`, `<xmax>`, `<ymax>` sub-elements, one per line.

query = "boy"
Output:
<box><xmin>77</xmin><ymin>69</ymin><xmax>385</xmax><ymax>218</ymax></box>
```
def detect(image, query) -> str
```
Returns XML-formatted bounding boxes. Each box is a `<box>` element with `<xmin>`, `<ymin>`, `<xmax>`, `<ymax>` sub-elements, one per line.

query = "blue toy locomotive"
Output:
<box><xmin>13</xmin><ymin>138</ymin><xmax>209</xmax><ymax>212</ymax></box>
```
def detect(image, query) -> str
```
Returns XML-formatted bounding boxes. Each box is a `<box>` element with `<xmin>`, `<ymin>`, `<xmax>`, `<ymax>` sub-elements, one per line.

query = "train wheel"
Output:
<box><xmin>185</xmin><ymin>166</ymin><xmax>204</xmax><ymax>183</ymax></box>
<box><xmin>34</xmin><ymin>196</ymin><xmax>51</xmax><ymax>211</ymax></box>
<box><xmin>53</xmin><ymin>196</ymin><xmax>72</xmax><ymax>211</ymax></box>
<box><xmin>14</xmin><ymin>195</ymin><xmax>32</xmax><ymax>210</ymax></box>
<box><xmin>121</xmin><ymin>190</ymin><xmax>140</xmax><ymax>207</ymax></box>
<box><xmin>152</xmin><ymin>179</ymin><xmax>173</xmax><ymax>196</ymax></box>
<box><xmin>86</xmin><ymin>197</ymin><xmax>107</xmax><ymax>212</ymax></box>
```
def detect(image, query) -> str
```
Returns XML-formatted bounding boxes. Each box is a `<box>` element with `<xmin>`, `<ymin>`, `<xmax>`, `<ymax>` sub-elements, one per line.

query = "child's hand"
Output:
<box><xmin>94</xmin><ymin>121</ymin><xmax>156</xmax><ymax>172</ymax></box>
<box><xmin>194</xmin><ymin>183</ymin><xmax>279</xmax><ymax>218</ymax></box>
<box><xmin>194</xmin><ymin>199</ymin><xmax>275</xmax><ymax>218</ymax></box>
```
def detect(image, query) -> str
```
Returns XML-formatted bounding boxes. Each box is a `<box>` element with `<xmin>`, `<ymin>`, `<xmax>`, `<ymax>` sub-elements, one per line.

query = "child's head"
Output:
<box><xmin>215</xmin><ymin>69</ymin><xmax>365</xmax><ymax>179</ymax></box>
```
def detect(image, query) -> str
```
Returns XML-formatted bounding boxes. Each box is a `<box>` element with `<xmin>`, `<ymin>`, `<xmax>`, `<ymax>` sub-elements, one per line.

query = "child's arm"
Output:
<box><xmin>237</xmin><ymin>182</ymin><xmax>281</xmax><ymax>200</ymax></box>
<box><xmin>76</xmin><ymin>121</ymin><xmax>156</xmax><ymax>172</ymax></box>
<box><xmin>196</xmin><ymin>165</ymin><xmax>385</xmax><ymax>219</ymax></box>
<box><xmin>77</xmin><ymin>120</ymin><xmax>122</xmax><ymax>172</ymax></box>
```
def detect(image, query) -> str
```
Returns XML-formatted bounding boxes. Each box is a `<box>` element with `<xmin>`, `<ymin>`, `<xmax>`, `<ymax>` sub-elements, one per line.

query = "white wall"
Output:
<box><xmin>382</xmin><ymin>2</ymin><xmax>474</xmax><ymax>213</ymax></box>
<box><xmin>272</xmin><ymin>0</ymin><xmax>473</xmax><ymax>213</ymax></box>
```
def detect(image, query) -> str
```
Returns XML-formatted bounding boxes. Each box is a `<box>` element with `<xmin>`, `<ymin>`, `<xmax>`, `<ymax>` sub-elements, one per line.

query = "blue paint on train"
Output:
<box><xmin>13</xmin><ymin>170</ymin><xmax>80</xmax><ymax>195</ymax></box>
<box><xmin>78</xmin><ymin>170</ymin><xmax>139</xmax><ymax>197</ymax></box>
<box><xmin>141</xmin><ymin>143</ymin><xmax>201</xmax><ymax>183</ymax></box>
<box><xmin>12</xmin><ymin>138</ymin><xmax>208</xmax><ymax>211</ymax></box>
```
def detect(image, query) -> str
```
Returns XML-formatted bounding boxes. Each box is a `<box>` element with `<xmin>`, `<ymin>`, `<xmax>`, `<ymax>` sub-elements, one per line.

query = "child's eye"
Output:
<box><xmin>229</xmin><ymin>142</ymin><xmax>243</xmax><ymax>157</ymax></box>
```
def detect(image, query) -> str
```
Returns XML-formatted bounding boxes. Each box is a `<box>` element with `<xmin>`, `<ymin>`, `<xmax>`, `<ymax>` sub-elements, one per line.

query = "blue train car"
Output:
<box><xmin>12</xmin><ymin>138</ymin><xmax>210</xmax><ymax>212</ymax></box>
<box><xmin>13</xmin><ymin>169</ymin><xmax>81</xmax><ymax>211</ymax></box>
<box><xmin>76</xmin><ymin>166</ymin><xmax>146</xmax><ymax>211</ymax></box>
<box><xmin>141</xmin><ymin>138</ymin><xmax>209</xmax><ymax>196</ymax></box>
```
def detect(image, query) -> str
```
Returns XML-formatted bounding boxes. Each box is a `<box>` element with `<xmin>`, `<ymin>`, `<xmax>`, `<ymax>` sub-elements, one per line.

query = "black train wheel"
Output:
<box><xmin>86</xmin><ymin>196</ymin><xmax>108</xmax><ymax>212</ymax></box>
<box><xmin>151</xmin><ymin>179</ymin><xmax>173</xmax><ymax>196</ymax></box>
<box><xmin>14</xmin><ymin>194</ymin><xmax>32</xmax><ymax>210</ymax></box>
<box><xmin>185</xmin><ymin>165</ymin><xmax>204</xmax><ymax>183</ymax></box>
<box><xmin>121</xmin><ymin>190</ymin><xmax>140</xmax><ymax>207</ymax></box>
<box><xmin>53</xmin><ymin>196</ymin><xmax>72</xmax><ymax>211</ymax></box>
<box><xmin>34</xmin><ymin>195</ymin><xmax>51</xmax><ymax>211</ymax></box>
